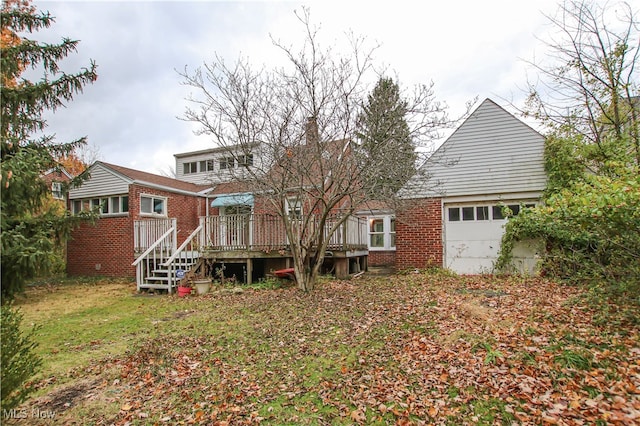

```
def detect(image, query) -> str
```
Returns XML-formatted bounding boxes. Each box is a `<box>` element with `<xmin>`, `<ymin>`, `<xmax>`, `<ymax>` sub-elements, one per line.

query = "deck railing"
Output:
<box><xmin>132</xmin><ymin>225</ymin><xmax>176</xmax><ymax>292</ymax></box>
<box><xmin>200</xmin><ymin>213</ymin><xmax>367</xmax><ymax>251</ymax></box>
<box><xmin>134</xmin><ymin>218</ymin><xmax>176</xmax><ymax>253</ymax></box>
<box><xmin>160</xmin><ymin>224</ymin><xmax>203</xmax><ymax>291</ymax></box>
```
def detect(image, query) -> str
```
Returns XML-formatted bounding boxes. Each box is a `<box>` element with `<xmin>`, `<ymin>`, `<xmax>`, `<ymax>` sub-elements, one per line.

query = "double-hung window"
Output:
<box><xmin>368</xmin><ymin>215</ymin><xmax>396</xmax><ymax>250</ymax></box>
<box><xmin>286</xmin><ymin>197</ymin><xmax>302</xmax><ymax>220</ymax></box>
<box><xmin>51</xmin><ymin>182</ymin><xmax>64</xmax><ymax>200</ymax></box>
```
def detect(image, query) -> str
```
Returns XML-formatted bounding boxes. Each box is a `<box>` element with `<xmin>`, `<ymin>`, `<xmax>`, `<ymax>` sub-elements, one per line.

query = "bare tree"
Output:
<box><xmin>524</xmin><ymin>0</ymin><xmax>639</xmax><ymax>167</ymax></box>
<box><xmin>158</xmin><ymin>165</ymin><xmax>176</xmax><ymax>179</ymax></box>
<box><xmin>180</xmin><ymin>8</ymin><xmax>449</xmax><ymax>291</ymax></box>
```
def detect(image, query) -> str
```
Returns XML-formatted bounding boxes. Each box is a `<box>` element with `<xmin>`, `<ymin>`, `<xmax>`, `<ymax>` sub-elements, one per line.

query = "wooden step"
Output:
<box><xmin>139</xmin><ymin>283</ymin><xmax>172</xmax><ymax>290</ymax></box>
<box><xmin>145</xmin><ymin>276</ymin><xmax>171</xmax><ymax>282</ymax></box>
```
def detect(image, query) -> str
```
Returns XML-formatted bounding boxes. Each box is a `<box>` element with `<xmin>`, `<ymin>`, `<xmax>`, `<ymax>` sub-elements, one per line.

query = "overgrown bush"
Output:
<box><xmin>0</xmin><ymin>304</ymin><xmax>42</xmax><ymax>411</ymax></box>
<box><xmin>498</xmin><ymin>168</ymin><xmax>640</xmax><ymax>302</ymax></box>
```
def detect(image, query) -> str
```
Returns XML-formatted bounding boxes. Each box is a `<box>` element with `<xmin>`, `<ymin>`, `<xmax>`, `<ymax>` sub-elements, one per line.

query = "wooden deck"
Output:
<box><xmin>197</xmin><ymin>214</ymin><xmax>368</xmax><ymax>253</ymax></box>
<box><xmin>133</xmin><ymin>214</ymin><xmax>368</xmax><ymax>289</ymax></box>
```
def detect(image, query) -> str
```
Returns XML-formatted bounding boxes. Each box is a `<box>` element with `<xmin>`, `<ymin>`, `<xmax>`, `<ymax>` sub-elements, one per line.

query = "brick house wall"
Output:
<box><xmin>395</xmin><ymin>198</ymin><xmax>443</xmax><ymax>270</ymax></box>
<box><xmin>67</xmin><ymin>216</ymin><xmax>133</xmax><ymax>277</ymax></box>
<box><xmin>67</xmin><ymin>185</ymin><xmax>204</xmax><ymax>278</ymax></box>
<box><xmin>128</xmin><ymin>185</ymin><xmax>204</xmax><ymax>245</ymax></box>
<box><xmin>368</xmin><ymin>251</ymin><xmax>396</xmax><ymax>267</ymax></box>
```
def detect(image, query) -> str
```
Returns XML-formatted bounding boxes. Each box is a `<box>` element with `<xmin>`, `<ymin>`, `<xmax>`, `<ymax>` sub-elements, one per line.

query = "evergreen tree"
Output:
<box><xmin>1</xmin><ymin>0</ymin><xmax>98</xmax><ymax>300</ymax></box>
<box><xmin>356</xmin><ymin>77</ymin><xmax>416</xmax><ymax>197</ymax></box>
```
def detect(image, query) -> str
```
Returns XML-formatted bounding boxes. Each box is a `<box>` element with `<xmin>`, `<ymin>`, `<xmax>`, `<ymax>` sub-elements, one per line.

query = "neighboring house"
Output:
<box><xmin>396</xmin><ymin>98</ymin><xmax>547</xmax><ymax>274</ymax></box>
<box><xmin>67</xmin><ymin>162</ymin><xmax>210</xmax><ymax>277</ymax></box>
<box><xmin>42</xmin><ymin>167</ymin><xmax>73</xmax><ymax>202</ymax></box>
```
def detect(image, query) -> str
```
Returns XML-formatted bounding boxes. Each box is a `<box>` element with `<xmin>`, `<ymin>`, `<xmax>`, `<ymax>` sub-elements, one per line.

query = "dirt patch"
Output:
<box><xmin>32</xmin><ymin>377</ymin><xmax>102</xmax><ymax>414</ymax></box>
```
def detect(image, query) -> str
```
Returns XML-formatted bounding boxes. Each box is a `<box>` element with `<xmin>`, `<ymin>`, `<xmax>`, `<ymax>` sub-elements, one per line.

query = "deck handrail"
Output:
<box><xmin>200</xmin><ymin>213</ymin><xmax>368</xmax><ymax>251</ymax></box>
<box><xmin>132</xmin><ymin>227</ymin><xmax>175</xmax><ymax>266</ymax></box>
<box><xmin>161</xmin><ymin>224</ymin><xmax>203</xmax><ymax>267</ymax></box>
<box><xmin>134</xmin><ymin>218</ymin><xmax>176</xmax><ymax>253</ymax></box>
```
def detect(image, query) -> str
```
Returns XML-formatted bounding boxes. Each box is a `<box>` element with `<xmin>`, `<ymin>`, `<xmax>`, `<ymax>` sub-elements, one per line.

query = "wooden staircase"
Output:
<box><xmin>139</xmin><ymin>251</ymin><xmax>200</xmax><ymax>291</ymax></box>
<box><xmin>133</xmin><ymin>222</ymin><xmax>203</xmax><ymax>294</ymax></box>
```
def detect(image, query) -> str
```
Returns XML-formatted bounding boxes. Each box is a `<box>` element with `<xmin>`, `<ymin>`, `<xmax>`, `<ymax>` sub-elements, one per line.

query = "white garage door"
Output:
<box><xmin>444</xmin><ymin>203</ymin><xmax>531</xmax><ymax>274</ymax></box>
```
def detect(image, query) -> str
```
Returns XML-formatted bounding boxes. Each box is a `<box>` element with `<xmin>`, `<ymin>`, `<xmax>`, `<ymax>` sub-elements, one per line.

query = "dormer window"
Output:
<box><xmin>220</xmin><ymin>157</ymin><xmax>235</xmax><ymax>170</ymax></box>
<box><xmin>238</xmin><ymin>154</ymin><xmax>254</xmax><ymax>167</ymax></box>
<box><xmin>183</xmin><ymin>162</ymin><xmax>198</xmax><ymax>174</ymax></box>
<box><xmin>199</xmin><ymin>159</ymin><xmax>214</xmax><ymax>172</ymax></box>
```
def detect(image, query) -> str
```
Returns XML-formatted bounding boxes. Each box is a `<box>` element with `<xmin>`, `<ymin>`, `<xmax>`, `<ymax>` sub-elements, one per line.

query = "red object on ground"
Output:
<box><xmin>273</xmin><ymin>267</ymin><xmax>296</xmax><ymax>280</ymax></box>
<box><xmin>177</xmin><ymin>286</ymin><xmax>192</xmax><ymax>297</ymax></box>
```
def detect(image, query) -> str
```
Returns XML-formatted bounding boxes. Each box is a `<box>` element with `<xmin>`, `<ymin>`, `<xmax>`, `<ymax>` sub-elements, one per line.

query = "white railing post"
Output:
<box><xmin>171</xmin><ymin>218</ymin><xmax>177</xmax><ymax>253</ymax></box>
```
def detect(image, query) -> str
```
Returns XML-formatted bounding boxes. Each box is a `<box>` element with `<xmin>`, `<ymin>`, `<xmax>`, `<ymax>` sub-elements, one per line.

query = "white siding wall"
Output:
<box><xmin>175</xmin><ymin>149</ymin><xmax>261</xmax><ymax>185</ymax></box>
<box><xmin>402</xmin><ymin>99</ymin><xmax>546</xmax><ymax>198</ymax></box>
<box><xmin>176</xmin><ymin>151</ymin><xmax>220</xmax><ymax>184</ymax></box>
<box><xmin>69</xmin><ymin>164</ymin><xmax>130</xmax><ymax>199</ymax></box>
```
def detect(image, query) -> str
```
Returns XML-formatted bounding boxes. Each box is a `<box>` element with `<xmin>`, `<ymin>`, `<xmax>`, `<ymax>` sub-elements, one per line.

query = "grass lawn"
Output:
<box><xmin>7</xmin><ymin>272</ymin><xmax>640</xmax><ymax>425</ymax></box>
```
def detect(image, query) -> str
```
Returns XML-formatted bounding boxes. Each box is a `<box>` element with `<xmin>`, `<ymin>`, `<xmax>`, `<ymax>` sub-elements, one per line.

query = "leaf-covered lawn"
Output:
<box><xmin>14</xmin><ymin>272</ymin><xmax>640</xmax><ymax>425</ymax></box>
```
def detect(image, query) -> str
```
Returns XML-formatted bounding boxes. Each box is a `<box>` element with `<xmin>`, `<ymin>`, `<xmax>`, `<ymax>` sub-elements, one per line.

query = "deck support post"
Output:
<box><xmin>335</xmin><ymin>258</ymin><xmax>349</xmax><ymax>279</ymax></box>
<box><xmin>246</xmin><ymin>258</ymin><xmax>253</xmax><ymax>285</ymax></box>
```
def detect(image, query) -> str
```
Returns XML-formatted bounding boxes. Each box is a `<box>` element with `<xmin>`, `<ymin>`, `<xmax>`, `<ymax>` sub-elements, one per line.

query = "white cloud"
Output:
<box><xmin>34</xmin><ymin>0</ymin><xmax>560</xmax><ymax>174</ymax></box>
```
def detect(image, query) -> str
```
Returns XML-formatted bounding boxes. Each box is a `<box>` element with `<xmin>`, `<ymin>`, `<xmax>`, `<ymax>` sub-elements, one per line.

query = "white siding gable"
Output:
<box><xmin>401</xmin><ymin>99</ymin><xmax>546</xmax><ymax>199</ymax></box>
<box><xmin>69</xmin><ymin>163</ymin><xmax>131</xmax><ymax>199</ymax></box>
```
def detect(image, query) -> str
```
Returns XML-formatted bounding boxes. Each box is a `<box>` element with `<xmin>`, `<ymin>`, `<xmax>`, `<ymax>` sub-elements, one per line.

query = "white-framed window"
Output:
<box><xmin>91</xmin><ymin>198</ymin><xmax>107</xmax><ymax>214</ymax></box>
<box><xmin>76</xmin><ymin>195</ymin><xmax>129</xmax><ymax>216</ymax></box>
<box><xmin>199</xmin><ymin>159</ymin><xmax>214</xmax><ymax>172</ymax></box>
<box><xmin>183</xmin><ymin>161</ymin><xmax>198</xmax><ymax>174</ymax></box>
<box><xmin>110</xmin><ymin>195</ymin><xmax>128</xmax><ymax>214</ymax></box>
<box><xmin>52</xmin><ymin>182</ymin><xmax>64</xmax><ymax>200</ymax></box>
<box><xmin>72</xmin><ymin>199</ymin><xmax>83</xmax><ymax>214</ymax></box>
<box><xmin>286</xmin><ymin>197</ymin><xmax>302</xmax><ymax>220</ymax></box>
<box><xmin>219</xmin><ymin>156</ymin><xmax>235</xmax><ymax>170</ymax></box>
<box><xmin>368</xmin><ymin>215</ymin><xmax>396</xmax><ymax>250</ymax></box>
<box><xmin>140</xmin><ymin>195</ymin><xmax>167</xmax><ymax>216</ymax></box>
<box><xmin>447</xmin><ymin>203</ymin><xmax>535</xmax><ymax>222</ymax></box>
<box><xmin>238</xmin><ymin>154</ymin><xmax>254</xmax><ymax>167</ymax></box>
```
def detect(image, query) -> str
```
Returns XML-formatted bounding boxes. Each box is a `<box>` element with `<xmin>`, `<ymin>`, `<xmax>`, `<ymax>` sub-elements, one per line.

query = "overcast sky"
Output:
<box><xmin>33</xmin><ymin>0</ymin><xmax>562</xmax><ymax>175</ymax></box>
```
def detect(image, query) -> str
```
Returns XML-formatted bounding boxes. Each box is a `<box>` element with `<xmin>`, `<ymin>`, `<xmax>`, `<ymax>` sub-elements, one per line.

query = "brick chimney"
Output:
<box><xmin>305</xmin><ymin>116</ymin><xmax>319</xmax><ymax>144</ymax></box>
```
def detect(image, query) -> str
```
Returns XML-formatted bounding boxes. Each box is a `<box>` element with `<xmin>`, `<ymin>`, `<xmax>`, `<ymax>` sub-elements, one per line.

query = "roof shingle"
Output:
<box><xmin>98</xmin><ymin>162</ymin><xmax>212</xmax><ymax>194</ymax></box>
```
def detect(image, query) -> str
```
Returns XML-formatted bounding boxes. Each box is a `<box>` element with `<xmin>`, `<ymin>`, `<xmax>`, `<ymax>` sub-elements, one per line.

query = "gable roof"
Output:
<box><xmin>99</xmin><ymin>162</ymin><xmax>211</xmax><ymax>194</ymax></box>
<box><xmin>399</xmin><ymin>98</ymin><xmax>547</xmax><ymax>199</ymax></box>
<box><xmin>69</xmin><ymin>161</ymin><xmax>212</xmax><ymax>199</ymax></box>
<box><xmin>43</xmin><ymin>167</ymin><xmax>73</xmax><ymax>180</ymax></box>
